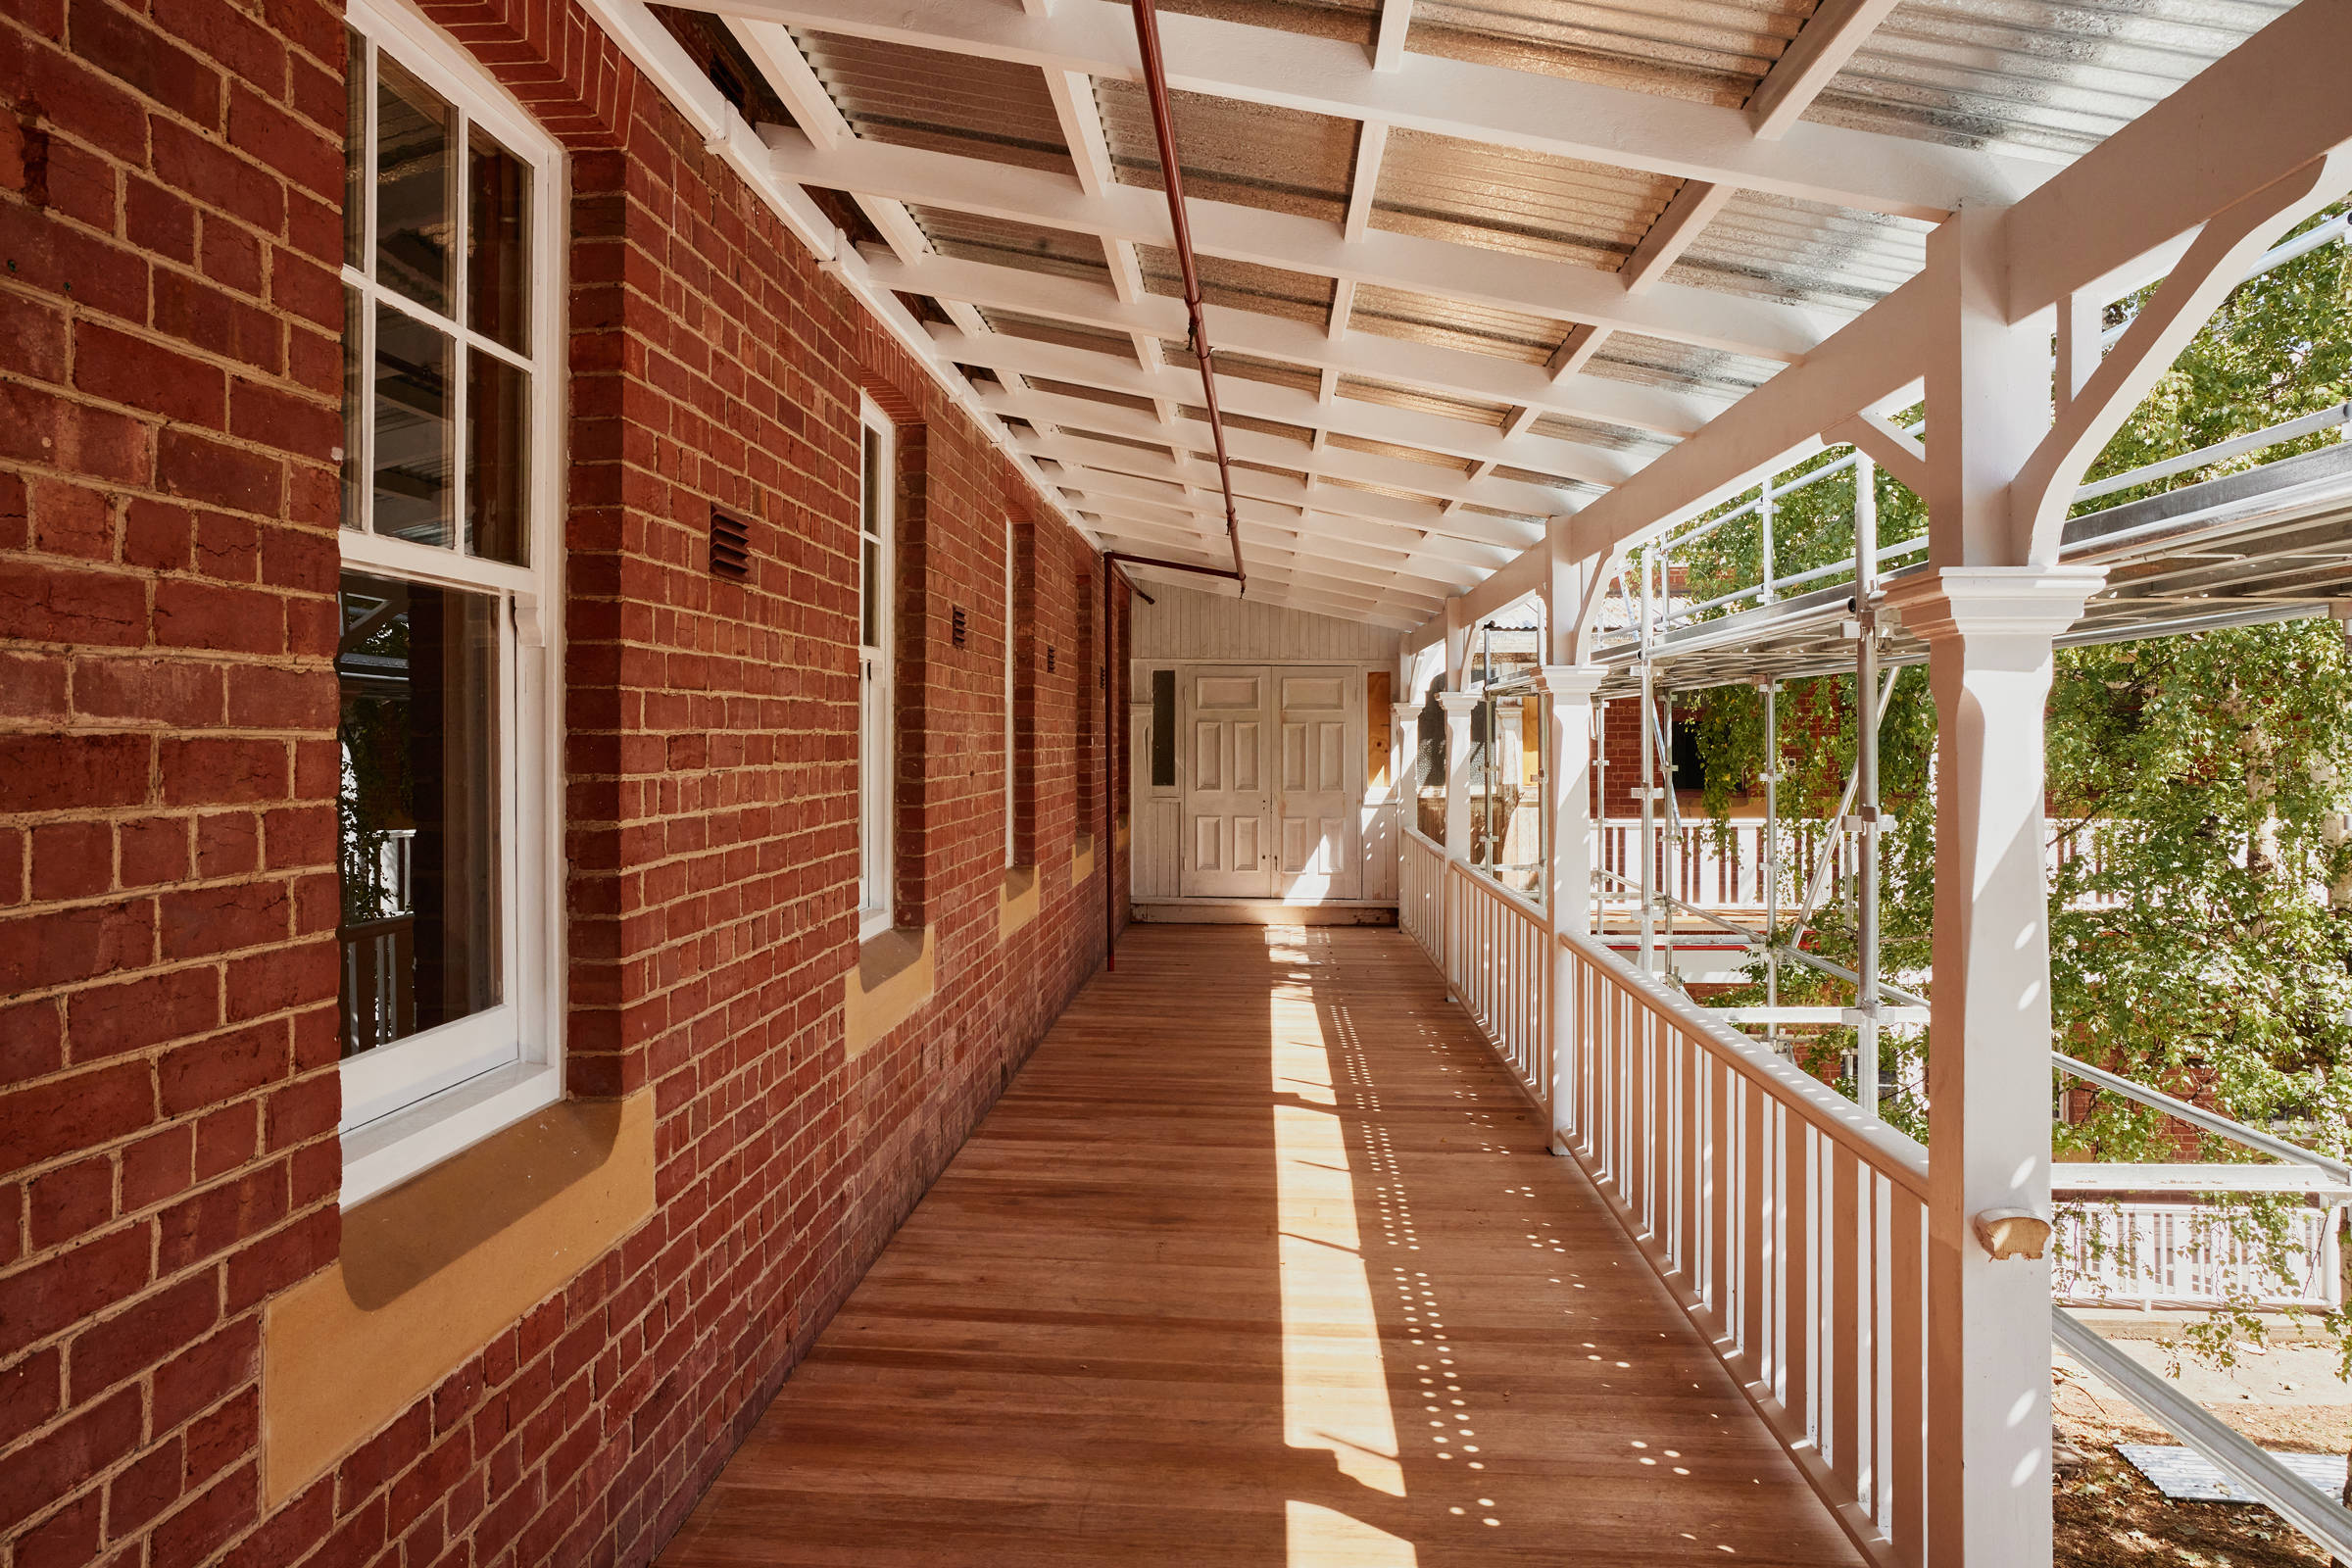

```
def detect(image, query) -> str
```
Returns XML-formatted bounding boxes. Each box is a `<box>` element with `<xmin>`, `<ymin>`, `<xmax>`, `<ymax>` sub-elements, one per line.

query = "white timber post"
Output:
<box><xmin>1893</xmin><ymin>202</ymin><xmax>2105</xmax><ymax>1567</ymax></box>
<box><xmin>1438</xmin><ymin>690</ymin><xmax>1479</xmax><ymax>1001</ymax></box>
<box><xmin>1537</xmin><ymin>664</ymin><xmax>1603</xmax><ymax>1154</ymax></box>
<box><xmin>1392</xmin><ymin>700</ymin><xmax>1420</xmax><ymax>840</ymax></box>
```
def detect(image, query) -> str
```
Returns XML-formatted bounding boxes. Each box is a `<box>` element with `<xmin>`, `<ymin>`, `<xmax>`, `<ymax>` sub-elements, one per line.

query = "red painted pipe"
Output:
<box><xmin>1128</xmin><ymin>0</ymin><xmax>1247</xmax><ymax>592</ymax></box>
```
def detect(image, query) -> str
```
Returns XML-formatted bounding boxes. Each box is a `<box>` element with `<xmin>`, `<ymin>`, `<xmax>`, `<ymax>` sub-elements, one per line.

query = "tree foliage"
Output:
<box><xmin>1667</xmin><ymin>206</ymin><xmax>2352</xmax><ymax>1363</ymax></box>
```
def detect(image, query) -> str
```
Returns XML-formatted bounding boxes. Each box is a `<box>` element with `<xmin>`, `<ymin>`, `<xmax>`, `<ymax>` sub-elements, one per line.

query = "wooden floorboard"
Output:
<box><xmin>660</xmin><ymin>926</ymin><xmax>1863</xmax><ymax>1567</ymax></box>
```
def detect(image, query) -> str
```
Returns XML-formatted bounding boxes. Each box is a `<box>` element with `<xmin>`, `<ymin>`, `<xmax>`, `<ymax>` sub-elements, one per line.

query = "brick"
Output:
<box><xmin>67</xmin><ymin>966</ymin><xmax>220</xmax><ymax>1062</ymax></box>
<box><xmin>156</xmin><ymin>1018</ymin><xmax>287</xmax><ymax>1114</ymax></box>
<box><xmin>156</xmin><ymin>1164</ymin><xmax>283</xmax><ymax>1273</ymax></box>
<box><xmin>150</xmin><ymin>119</ymin><xmax>284</xmax><ymax>237</ymax></box>
<box><xmin>106</xmin><ymin>1435</ymin><xmax>186</xmax><ymax>1538</ymax></box>
<box><xmin>72</xmin><ymin>320</ymin><xmax>228</xmax><ymax>427</ymax></box>
<box><xmin>225</xmin><ymin>80</ymin><xmax>339</xmax><ymax>201</ymax></box>
<box><xmin>68</xmin><ymin>0</ymin><xmax>225</xmax><ymax>127</ymax></box>
<box><xmin>152</xmin><ymin>1314</ymin><xmax>258</xmax><ymax>1432</ymax></box>
<box><xmin>157</xmin><ymin>429</ymin><xmax>283</xmax><ymax>515</ymax></box>
<box><xmin>0</xmin><ymin>1348</ymin><xmax>61</xmax><ymax>1448</ymax></box>
<box><xmin>199</xmin><ymin>215</ymin><xmax>265</xmax><ymax>297</ymax></box>
<box><xmin>0</xmin><ymin>653</ymin><xmax>59</xmax><ymax>719</ymax></box>
<box><xmin>74</xmin><ymin>658</ymin><xmax>225</xmax><ymax>727</ymax></box>
<box><xmin>0</xmin><ymin>1061</ymin><xmax>153</xmax><ymax>1175</ymax></box>
<box><xmin>126</xmin><ymin>175</ymin><xmax>199</xmax><ymax>265</ymax></box>
<box><xmin>29</xmin><ymin>819</ymin><xmax>112</xmax><ymax>902</ymax></box>
<box><xmin>0</xmin><ymin>897</ymin><xmax>156</xmax><ymax>995</ymax></box>
<box><xmin>147</xmin><ymin>1462</ymin><xmax>256</xmax><ymax>1568</ymax></box>
<box><xmin>0</xmin><ymin>561</ymin><xmax>149</xmax><ymax>647</ymax></box>
<box><xmin>25</xmin><ymin>478</ymin><xmax>114</xmax><ymax>562</ymax></box>
<box><xmin>0</xmin><ymin>997</ymin><xmax>64</xmax><ymax>1087</ymax></box>
<box><xmin>0</xmin><ymin>1226</ymin><xmax>150</xmax><ymax>1361</ymax></box>
<box><xmin>159</xmin><ymin>738</ymin><xmax>288</xmax><ymax>806</ymax></box>
<box><xmin>220</xmin><ymin>1202</ymin><xmax>331</xmax><ymax>1312</ymax></box>
<box><xmin>123</xmin><ymin>498</ymin><xmax>194</xmax><ymax>571</ymax></box>
<box><xmin>184</xmin><ymin>1388</ymin><xmax>255</xmax><ymax>1485</ymax></box>
<box><xmin>151</xmin><ymin>260</ymin><xmax>284</xmax><ymax>376</ymax></box>
<box><xmin>12</xmin><ymin>1486</ymin><xmax>100</xmax><ymax>1568</ymax></box>
<box><xmin>153</xmin><ymin>579</ymin><xmax>282</xmax><ymax>655</ymax></box>
<box><xmin>121</xmin><ymin>1123</ymin><xmax>193</xmax><ymax>1210</ymax></box>
<box><xmin>190</xmin><ymin>1102</ymin><xmax>255</xmax><ymax>1179</ymax></box>
<box><xmin>223</xmin><ymin>940</ymin><xmax>331</xmax><ymax>1024</ymax></box>
<box><xmin>0</xmin><ymin>731</ymin><xmax>149</xmax><ymax>812</ymax></box>
<box><xmin>194</xmin><ymin>810</ymin><xmax>259</xmax><ymax>878</ymax></box>
<box><xmin>0</xmin><ymin>288</ymin><xmax>70</xmax><ymax>384</ymax></box>
<box><xmin>224</xmin><ymin>664</ymin><xmax>332</xmax><ymax>729</ymax></box>
<box><xmin>0</xmin><ymin>380</ymin><xmax>153</xmax><ymax>486</ymax></box>
<box><xmin>118</xmin><ymin>817</ymin><xmax>191</xmax><ymax>888</ymax></box>
<box><xmin>28</xmin><ymin>1155</ymin><xmax>115</xmax><ymax>1250</ymax></box>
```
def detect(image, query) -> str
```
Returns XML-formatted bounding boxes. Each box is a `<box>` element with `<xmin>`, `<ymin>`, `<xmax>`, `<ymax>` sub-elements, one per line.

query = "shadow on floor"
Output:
<box><xmin>657</xmin><ymin>926</ymin><xmax>1858</xmax><ymax>1567</ymax></box>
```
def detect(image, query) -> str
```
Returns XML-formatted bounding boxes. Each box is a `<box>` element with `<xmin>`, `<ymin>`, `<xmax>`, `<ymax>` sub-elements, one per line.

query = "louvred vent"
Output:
<box><xmin>710</xmin><ymin>510</ymin><xmax>751</xmax><ymax>580</ymax></box>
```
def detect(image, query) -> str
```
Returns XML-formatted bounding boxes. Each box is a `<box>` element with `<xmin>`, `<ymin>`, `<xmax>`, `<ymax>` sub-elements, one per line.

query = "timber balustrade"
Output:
<box><xmin>1403</xmin><ymin>823</ymin><xmax>1932</xmax><ymax>1563</ymax></box>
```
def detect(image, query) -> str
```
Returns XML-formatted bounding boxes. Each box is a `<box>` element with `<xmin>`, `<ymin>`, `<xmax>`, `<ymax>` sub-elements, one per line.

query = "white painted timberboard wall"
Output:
<box><xmin>1132</xmin><ymin>582</ymin><xmax>1403</xmax><ymax>665</ymax></box>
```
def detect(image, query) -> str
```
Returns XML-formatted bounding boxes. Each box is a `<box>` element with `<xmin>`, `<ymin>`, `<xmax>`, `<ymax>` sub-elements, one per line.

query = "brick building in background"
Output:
<box><xmin>0</xmin><ymin>0</ymin><xmax>1129</xmax><ymax>1558</ymax></box>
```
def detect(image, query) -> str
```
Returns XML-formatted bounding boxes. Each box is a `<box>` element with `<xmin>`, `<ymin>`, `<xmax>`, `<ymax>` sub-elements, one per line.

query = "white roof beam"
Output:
<box><xmin>1746</xmin><ymin>0</ymin><xmax>1906</xmax><ymax>140</ymax></box>
<box><xmin>995</xmin><ymin>387</ymin><xmax>1575</xmax><ymax>515</ymax></box>
<box><xmin>1371</xmin><ymin>0</ymin><xmax>1410</xmax><ymax>74</ymax></box>
<box><xmin>1088</xmin><ymin>514</ymin><xmax>1456</xmax><ymax>610</ymax></box>
<box><xmin>1031</xmin><ymin>439</ymin><xmax>1533</xmax><ymax>560</ymax></box>
<box><xmin>942</xmin><ymin>326</ymin><xmax>1640</xmax><ymax>483</ymax></box>
<box><xmin>886</xmin><ymin>250</ymin><xmax>1713</xmax><ymax>437</ymax></box>
<box><xmin>774</xmin><ymin>130</ymin><xmax>1833</xmax><ymax>360</ymax></box>
<box><xmin>1054</xmin><ymin>469</ymin><xmax>1499</xmax><ymax>581</ymax></box>
<box><xmin>690</xmin><ymin>0</ymin><xmax>2043</xmax><ymax>218</ymax></box>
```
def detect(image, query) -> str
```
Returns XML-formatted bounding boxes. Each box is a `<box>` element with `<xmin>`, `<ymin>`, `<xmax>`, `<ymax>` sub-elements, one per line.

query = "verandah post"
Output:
<box><xmin>1538</xmin><ymin>664</ymin><xmax>1604</xmax><ymax>1155</ymax></box>
<box><xmin>1894</xmin><ymin>203</ymin><xmax>2103</xmax><ymax>1566</ymax></box>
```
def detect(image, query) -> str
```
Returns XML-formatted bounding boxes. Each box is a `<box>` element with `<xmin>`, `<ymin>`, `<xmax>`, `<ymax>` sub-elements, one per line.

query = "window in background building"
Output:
<box><xmin>858</xmin><ymin>398</ymin><xmax>896</xmax><ymax>936</ymax></box>
<box><xmin>335</xmin><ymin>0</ymin><xmax>564</xmax><ymax>1202</ymax></box>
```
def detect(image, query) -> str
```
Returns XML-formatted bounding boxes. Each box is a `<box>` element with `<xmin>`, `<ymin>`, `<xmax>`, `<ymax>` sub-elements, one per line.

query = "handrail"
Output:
<box><xmin>2075</xmin><ymin>399</ymin><xmax>2352</xmax><ymax>503</ymax></box>
<box><xmin>2054</xmin><ymin>1309</ymin><xmax>2352</xmax><ymax>1559</ymax></box>
<box><xmin>1560</xmin><ymin>924</ymin><xmax>1929</xmax><ymax>1198</ymax></box>
<box><xmin>1456</xmin><ymin>857</ymin><xmax>1545</xmax><ymax>928</ymax></box>
<box><xmin>2053</xmin><ymin>1052</ymin><xmax>2352</xmax><ymax>1182</ymax></box>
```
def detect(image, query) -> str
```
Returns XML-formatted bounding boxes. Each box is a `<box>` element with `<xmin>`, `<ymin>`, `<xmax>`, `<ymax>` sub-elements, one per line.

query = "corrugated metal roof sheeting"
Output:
<box><xmin>1032</xmin><ymin>378</ymin><xmax>1159</xmax><ymax>415</ymax></box>
<box><xmin>1406</xmin><ymin>0</ymin><xmax>1812</xmax><ymax>107</ymax></box>
<box><xmin>1179</xmin><ymin>406</ymin><xmax>1317</xmax><ymax>443</ymax></box>
<box><xmin>984</xmin><ymin>309</ymin><xmax>1138</xmax><ymax>359</ymax></box>
<box><xmin>1155</xmin><ymin>0</ymin><xmax>1378</xmax><ymax>44</ymax></box>
<box><xmin>1525</xmin><ymin>412</ymin><xmax>1676</xmax><ymax>455</ymax></box>
<box><xmin>1806</xmin><ymin>0</ymin><xmax>2290</xmax><ymax>159</ymax></box>
<box><xmin>1348</xmin><ymin>284</ymin><xmax>1567</xmax><ymax>366</ymax></box>
<box><xmin>1327</xmin><ymin>433</ymin><xmax>1475</xmax><ymax>472</ymax></box>
<box><xmin>1588</xmin><ymin>330</ymin><xmax>1783</xmax><ymax>400</ymax></box>
<box><xmin>1666</xmin><ymin>189</ymin><xmax>1931</xmax><ymax>310</ymax></box>
<box><xmin>915</xmin><ymin>209</ymin><xmax>1111</xmax><ymax>285</ymax></box>
<box><xmin>1203</xmin><ymin>351</ymin><xmax>1324</xmax><ymax>395</ymax></box>
<box><xmin>1097</xmin><ymin>79</ymin><xmax>1357</xmax><ymax>223</ymax></box>
<box><xmin>1138</xmin><ymin>247</ymin><xmax>1335</xmax><ymax>326</ymax></box>
<box><xmin>1373</xmin><ymin>126</ymin><xmax>1674</xmax><ymax>269</ymax></box>
<box><xmin>794</xmin><ymin>29</ymin><xmax>1074</xmax><ymax>176</ymax></box>
<box><xmin>1338</xmin><ymin>375</ymin><xmax>1512</xmax><ymax>429</ymax></box>
<box><xmin>1320</xmin><ymin>472</ymin><xmax>1457</xmax><ymax>507</ymax></box>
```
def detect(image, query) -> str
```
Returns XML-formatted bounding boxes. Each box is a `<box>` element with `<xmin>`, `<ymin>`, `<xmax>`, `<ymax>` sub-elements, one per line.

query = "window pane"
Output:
<box><xmin>344</xmin><ymin>28</ymin><xmax>367</xmax><ymax>270</ymax></box>
<box><xmin>466</xmin><ymin>349</ymin><xmax>527</xmax><ymax>564</ymax></box>
<box><xmin>337</xmin><ymin>572</ymin><xmax>502</xmax><ymax>1057</ymax></box>
<box><xmin>340</xmin><ymin>286</ymin><xmax>365</xmax><ymax>531</ymax></box>
<box><xmin>1150</xmin><ymin>668</ymin><xmax>1175</xmax><ymax>788</ymax></box>
<box><xmin>375</xmin><ymin>57</ymin><xmax>453</xmax><ymax>313</ymax></box>
<box><xmin>467</xmin><ymin>125</ymin><xmax>529</xmax><ymax>352</ymax></box>
<box><xmin>860</xmin><ymin>538</ymin><xmax>879</xmax><ymax>648</ymax></box>
<box><xmin>372</xmin><ymin>304</ymin><xmax>453</xmax><ymax>546</ymax></box>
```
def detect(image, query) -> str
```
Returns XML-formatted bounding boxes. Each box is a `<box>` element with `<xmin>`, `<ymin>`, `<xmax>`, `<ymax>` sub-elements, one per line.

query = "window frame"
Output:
<box><xmin>858</xmin><ymin>396</ymin><xmax>896</xmax><ymax>939</ymax></box>
<box><xmin>336</xmin><ymin>0</ymin><xmax>568</xmax><ymax>1206</ymax></box>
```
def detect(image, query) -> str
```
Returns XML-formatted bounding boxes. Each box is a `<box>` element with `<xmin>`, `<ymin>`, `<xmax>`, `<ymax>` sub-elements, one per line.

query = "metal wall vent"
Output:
<box><xmin>710</xmin><ymin>510</ymin><xmax>751</xmax><ymax>580</ymax></box>
<box><xmin>953</xmin><ymin>606</ymin><xmax>968</xmax><ymax>647</ymax></box>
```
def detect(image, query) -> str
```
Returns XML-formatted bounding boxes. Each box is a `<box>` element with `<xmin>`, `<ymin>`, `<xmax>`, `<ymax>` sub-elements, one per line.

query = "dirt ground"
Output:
<box><xmin>2055</xmin><ymin>1353</ymin><xmax>2349</xmax><ymax>1567</ymax></box>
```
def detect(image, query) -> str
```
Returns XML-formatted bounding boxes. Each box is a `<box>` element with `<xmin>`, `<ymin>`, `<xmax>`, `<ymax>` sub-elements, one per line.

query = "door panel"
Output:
<box><xmin>1274</xmin><ymin>667</ymin><xmax>1360</xmax><ymax>899</ymax></box>
<box><xmin>1180</xmin><ymin>666</ymin><xmax>1273</xmax><ymax>898</ymax></box>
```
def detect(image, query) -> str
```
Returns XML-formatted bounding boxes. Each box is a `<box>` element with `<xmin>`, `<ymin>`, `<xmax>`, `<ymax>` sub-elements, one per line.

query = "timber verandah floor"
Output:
<box><xmin>661</xmin><ymin>926</ymin><xmax>1860</xmax><ymax>1567</ymax></box>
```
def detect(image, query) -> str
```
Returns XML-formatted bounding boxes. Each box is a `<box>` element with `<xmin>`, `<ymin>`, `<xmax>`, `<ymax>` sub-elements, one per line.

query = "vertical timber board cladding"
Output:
<box><xmin>0</xmin><ymin>0</ymin><xmax>1125</xmax><ymax>1561</ymax></box>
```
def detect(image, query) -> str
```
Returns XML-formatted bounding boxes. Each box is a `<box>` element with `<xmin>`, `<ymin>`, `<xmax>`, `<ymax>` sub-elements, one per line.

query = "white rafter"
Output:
<box><xmin>681</xmin><ymin>0</ymin><xmax>2044</xmax><ymax>218</ymax></box>
<box><xmin>771</xmin><ymin>130</ymin><xmax>1837</xmax><ymax>361</ymax></box>
<box><xmin>942</xmin><ymin>328</ymin><xmax>1640</xmax><ymax>484</ymax></box>
<box><xmin>885</xmin><ymin>250</ymin><xmax>1716</xmax><ymax>438</ymax></box>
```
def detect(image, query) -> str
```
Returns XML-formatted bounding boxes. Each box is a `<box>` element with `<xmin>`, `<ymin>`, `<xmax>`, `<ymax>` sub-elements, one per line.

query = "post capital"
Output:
<box><xmin>1534</xmin><ymin>664</ymin><xmax>1609</xmax><ymax>701</ymax></box>
<box><xmin>1881</xmin><ymin>565</ymin><xmax>2106</xmax><ymax>646</ymax></box>
<box><xmin>1435</xmin><ymin>691</ymin><xmax>1482</xmax><ymax>717</ymax></box>
<box><xmin>1390</xmin><ymin>702</ymin><xmax>1421</xmax><ymax>725</ymax></box>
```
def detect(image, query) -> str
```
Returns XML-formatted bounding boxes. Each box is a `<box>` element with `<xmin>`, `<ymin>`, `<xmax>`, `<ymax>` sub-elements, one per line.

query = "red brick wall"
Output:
<box><xmin>0</xmin><ymin>0</ymin><xmax>1127</xmax><ymax>1563</ymax></box>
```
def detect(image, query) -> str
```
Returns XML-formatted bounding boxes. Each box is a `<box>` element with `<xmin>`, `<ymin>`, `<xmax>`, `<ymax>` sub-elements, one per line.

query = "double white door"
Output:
<box><xmin>1179</xmin><ymin>665</ymin><xmax>1359</xmax><ymax>901</ymax></box>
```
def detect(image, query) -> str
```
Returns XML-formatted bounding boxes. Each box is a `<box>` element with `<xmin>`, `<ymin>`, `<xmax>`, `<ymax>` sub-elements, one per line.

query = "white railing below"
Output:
<box><xmin>1555</xmin><ymin>925</ymin><xmax>1930</xmax><ymax>1562</ymax></box>
<box><xmin>1401</xmin><ymin>827</ymin><xmax>1446</xmax><ymax>962</ymax></box>
<box><xmin>2055</xmin><ymin>1200</ymin><xmax>2344</xmax><ymax>1311</ymax></box>
<box><xmin>1445</xmin><ymin>859</ymin><xmax>1549</xmax><ymax>1108</ymax></box>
